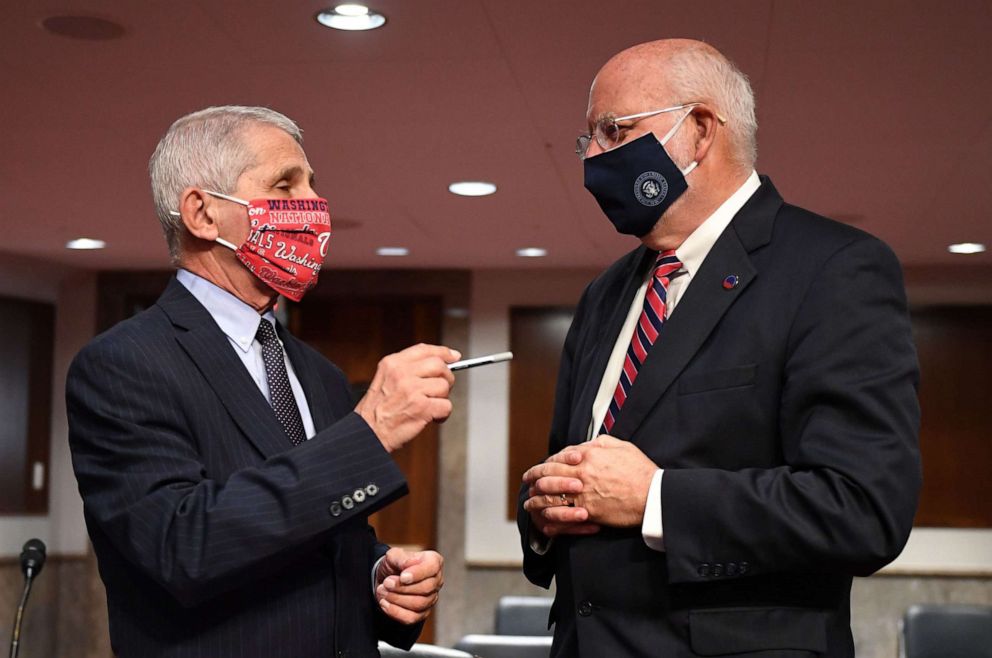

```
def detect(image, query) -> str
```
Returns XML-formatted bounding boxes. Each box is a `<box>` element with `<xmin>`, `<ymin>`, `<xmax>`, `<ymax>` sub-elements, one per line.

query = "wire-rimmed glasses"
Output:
<box><xmin>576</xmin><ymin>102</ymin><xmax>724</xmax><ymax>158</ymax></box>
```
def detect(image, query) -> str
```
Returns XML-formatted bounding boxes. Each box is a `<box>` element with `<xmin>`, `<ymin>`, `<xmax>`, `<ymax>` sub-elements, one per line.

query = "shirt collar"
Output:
<box><xmin>176</xmin><ymin>269</ymin><xmax>275</xmax><ymax>353</ymax></box>
<box><xmin>674</xmin><ymin>170</ymin><xmax>760</xmax><ymax>275</ymax></box>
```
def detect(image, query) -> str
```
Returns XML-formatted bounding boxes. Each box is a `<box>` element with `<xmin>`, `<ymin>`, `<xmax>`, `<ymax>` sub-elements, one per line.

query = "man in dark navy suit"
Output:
<box><xmin>518</xmin><ymin>40</ymin><xmax>921</xmax><ymax>657</ymax></box>
<box><xmin>67</xmin><ymin>106</ymin><xmax>458</xmax><ymax>657</ymax></box>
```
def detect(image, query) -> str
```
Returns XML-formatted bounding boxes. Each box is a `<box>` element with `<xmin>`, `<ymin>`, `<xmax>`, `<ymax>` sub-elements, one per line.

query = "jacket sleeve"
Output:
<box><xmin>66</xmin><ymin>339</ymin><xmax>408</xmax><ymax>608</ymax></box>
<box><xmin>661</xmin><ymin>236</ymin><xmax>922</xmax><ymax>583</ymax></box>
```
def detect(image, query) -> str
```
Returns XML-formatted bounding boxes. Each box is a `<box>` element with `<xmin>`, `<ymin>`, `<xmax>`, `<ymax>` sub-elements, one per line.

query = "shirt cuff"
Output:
<box><xmin>372</xmin><ymin>555</ymin><xmax>386</xmax><ymax>596</ymax></box>
<box><xmin>641</xmin><ymin>469</ymin><xmax>665</xmax><ymax>552</ymax></box>
<box><xmin>528</xmin><ymin>526</ymin><xmax>554</xmax><ymax>555</ymax></box>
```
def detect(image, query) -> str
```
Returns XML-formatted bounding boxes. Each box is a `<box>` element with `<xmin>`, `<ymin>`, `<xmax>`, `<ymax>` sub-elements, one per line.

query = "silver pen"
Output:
<box><xmin>448</xmin><ymin>351</ymin><xmax>514</xmax><ymax>371</ymax></box>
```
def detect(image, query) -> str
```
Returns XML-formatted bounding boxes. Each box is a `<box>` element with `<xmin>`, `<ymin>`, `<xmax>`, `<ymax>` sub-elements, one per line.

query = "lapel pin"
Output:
<box><xmin>722</xmin><ymin>275</ymin><xmax>740</xmax><ymax>290</ymax></box>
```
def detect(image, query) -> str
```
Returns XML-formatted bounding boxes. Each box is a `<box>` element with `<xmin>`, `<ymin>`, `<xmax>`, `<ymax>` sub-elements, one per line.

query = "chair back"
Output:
<box><xmin>494</xmin><ymin>596</ymin><xmax>554</xmax><ymax>636</ymax></box>
<box><xmin>378</xmin><ymin>642</ymin><xmax>473</xmax><ymax>657</ymax></box>
<box><xmin>454</xmin><ymin>634</ymin><xmax>553</xmax><ymax>658</ymax></box>
<box><xmin>901</xmin><ymin>604</ymin><xmax>992</xmax><ymax>658</ymax></box>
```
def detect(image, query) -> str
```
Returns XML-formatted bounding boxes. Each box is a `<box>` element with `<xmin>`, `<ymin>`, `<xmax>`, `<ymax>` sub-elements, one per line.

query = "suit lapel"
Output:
<box><xmin>157</xmin><ymin>278</ymin><xmax>292</xmax><ymax>459</ymax></box>
<box><xmin>568</xmin><ymin>247</ymin><xmax>654</xmax><ymax>443</ymax></box>
<box><xmin>279</xmin><ymin>327</ymin><xmax>334</xmax><ymax>431</ymax></box>
<box><xmin>610</xmin><ymin>177</ymin><xmax>782</xmax><ymax>441</ymax></box>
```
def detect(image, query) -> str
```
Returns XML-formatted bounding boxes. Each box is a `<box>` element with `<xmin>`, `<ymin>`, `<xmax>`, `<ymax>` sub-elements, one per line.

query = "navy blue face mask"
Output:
<box><xmin>583</xmin><ymin>117</ymin><xmax>698</xmax><ymax>237</ymax></box>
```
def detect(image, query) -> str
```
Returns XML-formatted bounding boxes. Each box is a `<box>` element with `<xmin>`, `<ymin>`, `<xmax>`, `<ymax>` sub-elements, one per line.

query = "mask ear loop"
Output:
<box><xmin>169</xmin><ymin>189</ymin><xmax>250</xmax><ymax>215</ymax></box>
<box><xmin>659</xmin><ymin>107</ymin><xmax>699</xmax><ymax>176</ymax></box>
<box><xmin>168</xmin><ymin>189</ymin><xmax>249</xmax><ymax>252</ymax></box>
<box><xmin>202</xmin><ymin>189</ymin><xmax>250</xmax><ymax>206</ymax></box>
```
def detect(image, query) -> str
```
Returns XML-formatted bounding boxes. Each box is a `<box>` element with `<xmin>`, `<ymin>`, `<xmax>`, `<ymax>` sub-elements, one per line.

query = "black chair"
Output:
<box><xmin>378</xmin><ymin>642</ymin><xmax>473</xmax><ymax>657</ymax></box>
<box><xmin>901</xmin><ymin>604</ymin><xmax>992</xmax><ymax>658</ymax></box>
<box><xmin>454</xmin><ymin>634</ymin><xmax>553</xmax><ymax>658</ymax></box>
<box><xmin>494</xmin><ymin>596</ymin><xmax>554</xmax><ymax>636</ymax></box>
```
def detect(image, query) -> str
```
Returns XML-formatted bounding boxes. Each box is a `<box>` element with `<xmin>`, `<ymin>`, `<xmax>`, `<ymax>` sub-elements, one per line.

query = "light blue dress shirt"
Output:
<box><xmin>176</xmin><ymin>269</ymin><xmax>317</xmax><ymax>439</ymax></box>
<box><xmin>177</xmin><ymin>270</ymin><xmax>386</xmax><ymax>592</ymax></box>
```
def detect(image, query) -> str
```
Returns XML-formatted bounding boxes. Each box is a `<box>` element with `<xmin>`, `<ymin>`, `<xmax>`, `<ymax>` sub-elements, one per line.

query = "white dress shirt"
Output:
<box><xmin>176</xmin><ymin>269</ymin><xmax>317</xmax><ymax>439</ymax></box>
<box><xmin>589</xmin><ymin>171</ymin><xmax>760</xmax><ymax>551</ymax></box>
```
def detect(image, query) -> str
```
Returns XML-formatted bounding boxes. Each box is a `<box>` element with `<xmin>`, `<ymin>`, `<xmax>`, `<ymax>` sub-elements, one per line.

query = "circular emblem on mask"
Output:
<box><xmin>634</xmin><ymin>171</ymin><xmax>668</xmax><ymax>207</ymax></box>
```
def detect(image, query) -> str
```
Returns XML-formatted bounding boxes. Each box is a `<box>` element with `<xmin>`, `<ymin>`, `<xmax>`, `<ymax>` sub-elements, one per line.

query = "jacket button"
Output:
<box><xmin>739</xmin><ymin>561</ymin><xmax>750</xmax><ymax>575</ymax></box>
<box><xmin>577</xmin><ymin>600</ymin><xmax>593</xmax><ymax>617</ymax></box>
<box><xmin>328</xmin><ymin>501</ymin><xmax>342</xmax><ymax>517</ymax></box>
<box><xmin>698</xmin><ymin>563</ymin><xmax>711</xmax><ymax>577</ymax></box>
<box><xmin>342</xmin><ymin>495</ymin><xmax>355</xmax><ymax>510</ymax></box>
<box><xmin>365</xmin><ymin>483</ymin><xmax>379</xmax><ymax>497</ymax></box>
<box><xmin>712</xmin><ymin>563</ymin><xmax>724</xmax><ymax>577</ymax></box>
<box><xmin>726</xmin><ymin>562</ymin><xmax>738</xmax><ymax>576</ymax></box>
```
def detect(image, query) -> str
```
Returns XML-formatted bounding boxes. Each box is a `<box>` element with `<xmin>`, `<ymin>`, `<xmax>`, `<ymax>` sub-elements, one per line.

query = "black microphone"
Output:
<box><xmin>10</xmin><ymin>539</ymin><xmax>46</xmax><ymax>658</ymax></box>
<box><xmin>19</xmin><ymin>539</ymin><xmax>46</xmax><ymax>579</ymax></box>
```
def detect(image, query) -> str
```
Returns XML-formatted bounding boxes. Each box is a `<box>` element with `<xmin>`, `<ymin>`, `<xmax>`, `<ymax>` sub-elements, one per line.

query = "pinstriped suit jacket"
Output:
<box><xmin>67</xmin><ymin>277</ymin><xmax>419</xmax><ymax>657</ymax></box>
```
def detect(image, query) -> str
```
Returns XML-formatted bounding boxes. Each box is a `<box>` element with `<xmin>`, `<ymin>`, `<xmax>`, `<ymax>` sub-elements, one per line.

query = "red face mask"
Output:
<box><xmin>174</xmin><ymin>190</ymin><xmax>332</xmax><ymax>301</ymax></box>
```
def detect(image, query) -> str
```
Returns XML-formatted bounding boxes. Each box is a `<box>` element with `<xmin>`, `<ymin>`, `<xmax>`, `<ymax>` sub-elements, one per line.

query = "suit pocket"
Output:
<box><xmin>689</xmin><ymin>606</ymin><xmax>828</xmax><ymax>656</ymax></box>
<box><xmin>678</xmin><ymin>364</ymin><xmax>757</xmax><ymax>395</ymax></box>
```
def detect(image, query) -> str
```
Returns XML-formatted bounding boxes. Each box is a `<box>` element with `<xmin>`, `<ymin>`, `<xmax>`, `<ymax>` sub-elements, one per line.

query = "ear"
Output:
<box><xmin>688</xmin><ymin>104</ymin><xmax>723</xmax><ymax>164</ymax></box>
<box><xmin>177</xmin><ymin>187</ymin><xmax>220</xmax><ymax>242</ymax></box>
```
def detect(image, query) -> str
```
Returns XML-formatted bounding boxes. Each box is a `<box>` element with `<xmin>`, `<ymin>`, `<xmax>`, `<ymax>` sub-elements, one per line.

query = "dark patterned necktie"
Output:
<box><xmin>600</xmin><ymin>250</ymin><xmax>682</xmax><ymax>435</ymax></box>
<box><xmin>255</xmin><ymin>319</ymin><xmax>307</xmax><ymax>446</ymax></box>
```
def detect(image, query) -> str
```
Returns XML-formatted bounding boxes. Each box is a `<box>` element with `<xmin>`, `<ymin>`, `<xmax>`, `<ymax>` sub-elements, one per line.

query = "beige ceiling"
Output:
<box><xmin>1</xmin><ymin>0</ymin><xmax>990</xmax><ymax>272</ymax></box>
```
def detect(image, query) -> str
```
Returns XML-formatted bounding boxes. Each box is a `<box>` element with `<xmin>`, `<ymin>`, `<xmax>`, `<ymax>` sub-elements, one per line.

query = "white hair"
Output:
<box><xmin>148</xmin><ymin>105</ymin><xmax>303</xmax><ymax>263</ymax></box>
<box><xmin>664</xmin><ymin>44</ymin><xmax>758</xmax><ymax>171</ymax></box>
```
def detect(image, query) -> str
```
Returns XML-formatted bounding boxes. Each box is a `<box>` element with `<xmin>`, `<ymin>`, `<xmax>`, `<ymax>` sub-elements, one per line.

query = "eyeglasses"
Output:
<box><xmin>576</xmin><ymin>102</ymin><xmax>726</xmax><ymax>158</ymax></box>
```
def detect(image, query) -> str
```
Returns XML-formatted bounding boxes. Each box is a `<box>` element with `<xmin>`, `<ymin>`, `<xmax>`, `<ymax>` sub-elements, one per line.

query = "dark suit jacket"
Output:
<box><xmin>67</xmin><ymin>278</ymin><xmax>420</xmax><ymax>658</ymax></box>
<box><xmin>517</xmin><ymin>177</ymin><xmax>921</xmax><ymax>657</ymax></box>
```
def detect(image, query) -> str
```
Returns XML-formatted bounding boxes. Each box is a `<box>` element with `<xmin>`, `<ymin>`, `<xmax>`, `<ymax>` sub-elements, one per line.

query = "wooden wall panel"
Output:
<box><xmin>912</xmin><ymin>306</ymin><xmax>992</xmax><ymax>527</ymax></box>
<box><xmin>0</xmin><ymin>296</ymin><xmax>53</xmax><ymax>514</ymax></box>
<box><xmin>506</xmin><ymin>307</ymin><xmax>574</xmax><ymax>520</ymax></box>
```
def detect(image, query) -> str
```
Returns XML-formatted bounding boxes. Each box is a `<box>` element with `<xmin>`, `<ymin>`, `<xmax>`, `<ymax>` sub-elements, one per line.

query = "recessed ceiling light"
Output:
<box><xmin>335</xmin><ymin>3</ymin><xmax>371</xmax><ymax>16</ymax></box>
<box><xmin>448</xmin><ymin>181</ymin><xmax>497</xmax><ymax>197</ymax></box>
<box><xmin>316</xmin><ymin>5</ymin><xmax>386</xmax><ymax>31</ymax></box>
<box><xmin>947</xmin><ymin>242</ymin><xmax>986</xmax><ymax>254</ymax></box>
<box><xmin>376</xmin><ymin>247</ymin><xmax>409</xmax><ymax>256</ymax></box>
<box><xmin>516</xmin><ymin>247</ymin><xmax>547</xmax><ymax>258</ymax></box>
<box><xmin>66</xmin><ymin>238</ymin><xmax>106</xmax><ymax>250</ymax></box>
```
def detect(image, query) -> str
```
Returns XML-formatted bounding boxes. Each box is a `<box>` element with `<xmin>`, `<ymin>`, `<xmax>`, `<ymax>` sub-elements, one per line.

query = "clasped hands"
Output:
<box><xmin>522</xmin><ymin>435</ymin><xmax>658</xmax><ymax>538</ymax></box>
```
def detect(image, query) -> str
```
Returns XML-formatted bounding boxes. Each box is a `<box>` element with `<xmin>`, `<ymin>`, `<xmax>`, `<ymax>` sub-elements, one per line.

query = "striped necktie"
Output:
<box><xmin>600</xmin><ymin>250</ymin><xmax>682</xmax><ymax>435</ymax></box>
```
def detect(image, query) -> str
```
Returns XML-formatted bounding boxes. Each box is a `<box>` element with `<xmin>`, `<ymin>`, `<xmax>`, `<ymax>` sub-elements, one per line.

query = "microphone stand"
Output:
<box><xmin>9</xmin><ymin>539</ymin><xmax>45</xmax><ymax>658</ymax></box>
<box><xmin>8</xmin><ymin>565</ymin><xmax>36</xmax><ymax>658</ymax></box>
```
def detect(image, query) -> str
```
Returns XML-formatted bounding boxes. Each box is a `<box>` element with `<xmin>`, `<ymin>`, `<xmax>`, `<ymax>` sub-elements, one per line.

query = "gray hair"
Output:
<box><xmin>148</xmin><ymin>105</ymin><xmax>303</xmax><ymax>263</ymax></box>
<box><xmin>664</xmin><ymin>44</ymin><xmax>758</xmax><ymax>171</ymax></box>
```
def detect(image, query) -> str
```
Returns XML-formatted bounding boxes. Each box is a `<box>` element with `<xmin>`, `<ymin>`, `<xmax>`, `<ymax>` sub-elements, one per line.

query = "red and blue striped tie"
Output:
<box><xmin>600</xmin><ymin>250</ymin><xmax>682</xmax><ymax>435</ymax></box>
